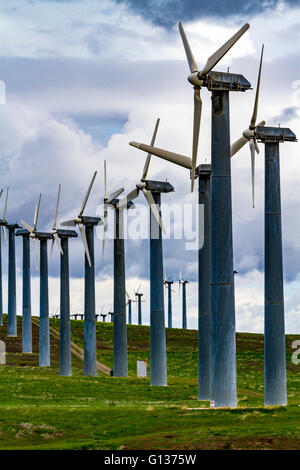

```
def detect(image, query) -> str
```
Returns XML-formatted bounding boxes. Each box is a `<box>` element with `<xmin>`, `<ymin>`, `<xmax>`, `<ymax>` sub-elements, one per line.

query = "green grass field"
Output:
<box><xmin>0</xmin><ymin>315</ymin><xmax>299</xmax><ymax>450</ymax></box>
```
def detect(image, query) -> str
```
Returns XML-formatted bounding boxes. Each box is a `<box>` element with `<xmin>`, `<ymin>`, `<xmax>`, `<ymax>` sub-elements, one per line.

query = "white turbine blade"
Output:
<box><xmin>79</xmin><ymin>171</ymin><xmax>97</xmax><ymax>217</ymax></box>
<box><xmin>33</xmin><ymin>238</ymin><xmax>39</xmax><ymax>272</ymax></box>
<box><xmin>61</xmin><ymin>219</ymin><xmax>77</xmax><ymax>227</ymax></box>
<box><xmin>199</xmin><ymin>23</ymin><xmax>250</xmax><ymax>78</ymax></box>
<box><xmin>33</xmin><ymin>194</ymin><xmax>41</xmax><ymax>231</ymax></box>
<box><xmin>142</xmin><ymin>188</ymin><xmax>166</xmax><ymax>234</ymax></box>
<box><xmin>104</xmin><ymin>160</ymin><xmax>108</xmax><ymax>200</ymax></box>
<box><xmin>78</xmin><ymin>223</ymin><xmax>92</xmax><ymax>268</ymax></box>
<box><xmin>130</xmin><ymin>142</ymin><xmax>192</xmax><ymax>169</ymax></box>
<box><xmin>256</xmin><ymin>120</ymin><xmax>265</xmax><ymax>128</ymax></box>
<box><xmin>191</xmin><ymin>87</ymin><xmax>202</xmax><ymax>192</ymax></box>
<box><xmin>142</xmin><ymin>118</ymin><xmax>160</xmax><ymax>181</ymax></box>
<box><xmin>254</xmin><ymin>137</ymin><xmax>260</xmax><ymax>154</ymax></box>
<box><xmin>250</xmin><ymin>44</ymin><xmax>264</xmax><ymax>129</ymax></box>
<box><xmin>21</xmin><ymin>220</ymin><xmax>34</xmax><ymax>234</ymax></box>
<box><xmin>249</xmin><ymin>139</ymin><xmax>256</xmax><ymax>208</ymax></box>
<box><xmin>117</xmin><ymin>187</ymin><xmax>140</xmax><ymax>209</ymax></box>
<box><xmin>54</xmin><ymin>232</ymin><xmax>63</xmax><ymax>255</ymax></box>
<box><xmin>230</xmin><ymin>134</ymin><xmax>248</xmax><ymax>157</ymax></box>
<box><xmin>53</xmin><ymin>184</ymin><xmax>61</xmax><ymax>230</ymax></box>
<box><xmin>126</xmin><ymin>290</ymin><xmax>130</xmax><ymax>299</ymax></box>
<box><xmin>2</xmin><ymin>225</ymin><xmax>7</xmax><ymax>245</ymax></box>
<box><xmin>107</xmin><ymin>187</ymin><xmax>124</xmax><ymax>204</ymax></box>
<box><xmin>178</xmin><ymin>21</ymin><xmax>198</xmax><ymax>73</ymax></box>
<box><xmin>136</xmin><ymin>283</ymin><xmax>141</xmax><ymax>294</ymax></box>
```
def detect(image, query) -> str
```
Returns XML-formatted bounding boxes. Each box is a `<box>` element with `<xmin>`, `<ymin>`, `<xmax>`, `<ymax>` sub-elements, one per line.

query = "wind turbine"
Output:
<box><xmin>22</xmin><ymin>194</ymin><xmax>52</xmax><ymax>367</ymax></box>
<box><xmin>163</xmin><ymin>275</ymin><xmax>174</xmax><ymax>328</ymax></box>
<box><xmin>134</xmin><ymin>284</ymin><xmax>145</xmax><ymax>326</ymax></box>
<box><xmin>61</xmin><ymin>172</ymin><xmax>101</xmax><ymax>376</ymax></box>
<box><xmin>122</xmin><ymin>118</ymin><xmax>174</xmax><ymax>386</ymax></box>
<box><xmin>6</xmin><ymin>188</ymin><xmax>21</xmax><ymax>337</ymax></box>
<box><xmin>130</xmin><ymin>23</ymin><xmax>250</xmax><ymax>192</ymax></box>
<box><xmin>126</xmin><ymin>291</ymin><xmax>136</xmax><ymax>325</ymax></box>
<box><xmin>179</xmin><ymin>276</ymin><xmax>189</xmax><ymax>330</ymax></box>
<box><xmin>128</xmin><ymin>130</ymin><xmax>212</xmax><ymax>397</ymax></box>
<box><xmin>17</xmin><ymin>194</ymin><xmax>44</xmax><ymax>352</ymax></box>
<box><xmin>231</xmin><ymin>44</ymin><xmax>265</xmax><ymax>207</ymax></box>
<box><xmin>0</xmin><ymin>188</ymin><xmax>5</xmax><ymax>327</ymax></box>
<box><xmin>52</xmin><ymin>184</ymin><xmax>78</xmax><ymax>376</ymax></box>
<box><xmin>129</xmin><ymin>22</ymin><xmax>251</xmax><ymax>406</ymax></box>
<box><xmin>101</xmin><ymin>160</ymin><xmax>133</xmax><ymax>378</ymax></box>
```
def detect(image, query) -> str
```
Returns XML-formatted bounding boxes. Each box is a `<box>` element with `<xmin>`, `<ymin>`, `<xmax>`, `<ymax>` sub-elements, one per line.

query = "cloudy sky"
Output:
<box><xmin>0</xmin><ymin>0</ymin><xmax>300</xmax><ymax>332</ymax></box>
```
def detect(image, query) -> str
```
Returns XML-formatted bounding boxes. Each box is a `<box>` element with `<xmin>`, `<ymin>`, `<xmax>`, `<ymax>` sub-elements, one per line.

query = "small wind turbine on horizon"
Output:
<box><xmin>163</xmin><ymin>274</ymin><xmax>174</xmax><ymax>328</ymax></box>
<box><xmin>126</xmin><ymin>290</ymin><xmax>136</xmax><ymax>325</ymax></box>
<box><xmin>179</xmin><ymin>273</ymin><xmax>189</xmax><ymax>330</ymax></box>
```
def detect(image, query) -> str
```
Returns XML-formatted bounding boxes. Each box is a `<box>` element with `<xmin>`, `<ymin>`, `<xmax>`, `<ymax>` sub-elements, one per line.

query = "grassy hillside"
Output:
<box><xmin>0</xmin><ymin>315</ymin><xmax>299</xmax><ymax>450</ymax></box>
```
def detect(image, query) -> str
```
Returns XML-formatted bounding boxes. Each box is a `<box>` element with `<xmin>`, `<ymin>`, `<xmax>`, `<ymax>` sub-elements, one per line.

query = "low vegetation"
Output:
<box><xmin>0</xmin><ymin>315</ymin><xmax>299</xmax><ymax>449</ymax></box>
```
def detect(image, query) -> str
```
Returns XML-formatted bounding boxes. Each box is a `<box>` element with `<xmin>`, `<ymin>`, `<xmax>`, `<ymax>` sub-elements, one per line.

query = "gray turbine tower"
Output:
<box><xmin>22</xmin><ymin>194</ymin><xmax>52</xmax><ymax>367</ymax></box>
<box><xmin>130</xmin><ymin>22</ymin><xmax>251</xmax><ymax>406</ymax></box>
<box><xmin>163</xmin><ymin>276</ymin><xmax>174</xmax><ymax>328</ymax></box>
<box><xmin>0</xmin><ymin>188</ymin><xmax>6</xmax><ymax>327</ymax></box>
<box><xmin>61</xmin><ymin>172</ymin><xmax>101</xmax><ymax>376</ymax></box>
<box><xmin>119</xmin><ymin>118</ymin><xmax>174</xmax><ymax>386</ymax></box>
<box><xmin>16</xmin><ymin>226</ymin><xmax>32</xmax><ymax>353</ymax></box>
<box><xmin>5</xmin><ymin>188</ymin><xmax>21</xmax><ymax>337</ymax></box>
<box><xmin>102</xmin><ymin>160</ymin><xmax>134</xmax><ymax>378</ymax></box>
<box><xmin>233</xmin><ymin>123</ymin><xmax>297</xmax><ymax>405</ymax></box>
<box><xmin>50</xmin><ymin>184</ymin><xmax>78</xmax><ymax>376</ymax></box>
<box><xmin>18</xmin><ymin>194</ymin><xmax>43</xmax><ymax>352</ymax></box>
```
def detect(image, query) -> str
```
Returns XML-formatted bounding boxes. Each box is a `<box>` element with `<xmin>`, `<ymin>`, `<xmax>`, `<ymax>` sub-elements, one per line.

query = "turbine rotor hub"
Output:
<box><xmin>243</xmin><ymin>128</ymin><xmax>255</xmax><ymax>139</ymax></box>
<box><xmin>187</xmin><ymin>72</ymin><xmax>203</xmax><ymax>87</ymax></box>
